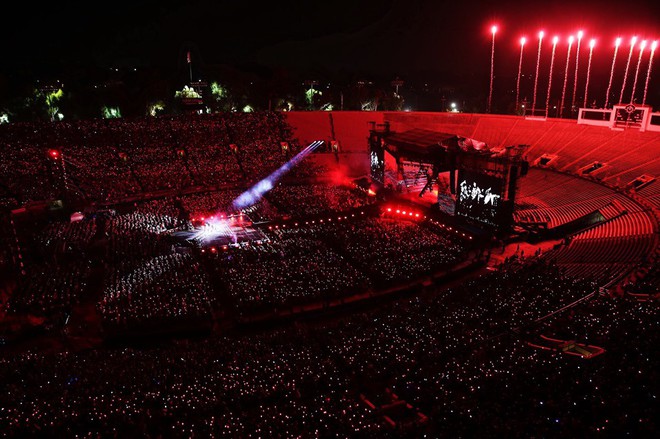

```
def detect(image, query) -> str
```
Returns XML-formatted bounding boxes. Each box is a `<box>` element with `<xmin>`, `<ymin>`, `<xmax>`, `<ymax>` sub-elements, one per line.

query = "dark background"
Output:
<box><xmin>1</xmin><ymin>0</ymin><xmax>659</xmax><ymax>115</ymax></box>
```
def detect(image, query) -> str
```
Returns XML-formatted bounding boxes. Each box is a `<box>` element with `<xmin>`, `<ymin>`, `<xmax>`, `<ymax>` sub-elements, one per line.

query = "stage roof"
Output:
<box><xmin>383</xmin><ymin>128</ymin><xmax>457</xmax><ymax>155</ymax></box>
<box><xmin>383</xmin><ymin>128</ymin><xmax>516</xmax><ymax>161</ymax></box>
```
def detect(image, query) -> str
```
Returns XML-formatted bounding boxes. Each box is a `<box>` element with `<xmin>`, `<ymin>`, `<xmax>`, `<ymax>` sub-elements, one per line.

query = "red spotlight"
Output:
<box><xmin>615</xmin><ymin>37</ymin><xmax>622</xmax><ymax>47</ymax></box>
<box><xmin>577</xmin><ymin>30</ymin><xmax>584</xmax><ymax>40</ymax></box>
<box><xmin>653</xmin><ymin>41</ymin><xmax>658</xmax><ymax>50</ymax></box>
<box><xmin>631</xmin><ymin>36</ymin><xmax>638</xmax><ymax>45</ymax></box>
<box><xmin>553</xmin><ymin>36</ymin><xmax>559</xmax><ymax>45</ymax></box>
<box><xmin>48</xmin><ymin>149</ymin><xmax>60</xmax><ymax>159</ymax></box>
<box><xmin>520</xmin><ymin>36</ymin><xmax>527</xmax><ymax>46</ymax></box>
<box><xmin>539</xmin><ymin>30</ymin><xmax>545</xmax><ymax>39</ymax></box>
<box><xmin>387</xmin><ymin>208</ymin><xmax>392</xmax><ymax>212</ymax></box>
<box><xmin>640</xmin><ymin>40</ymin><xmax>647</xmax><ymax>50</ymax></box>
<box><xmin>491</xmin><ymin>25</ymin><xmax>498</xmax><ymax>34</ymax></box>
<box><xmin>568</xmin><ymin>35</ymin><xmax>574</xmax><ymax>44</ymax></box>
<box><xmin>589</xmin><ymin>39</ymin><xmax>596</xmax><ymax>49</ymax></box>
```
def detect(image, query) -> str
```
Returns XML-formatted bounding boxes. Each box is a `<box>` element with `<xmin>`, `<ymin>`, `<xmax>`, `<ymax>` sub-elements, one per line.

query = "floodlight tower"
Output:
<box><xmin>515</xmin><ymin>37</ymin><xmax>526</xmax><ymax>113</ymax></box>
<box><xmin>583</xmin><ymin>39</ymin><xmax>596</xmax><ymax>108</ymax></box>
<box><xmin>604</xmin><ymin>38</ymin><xmax>622</xmax><ymax>108</ymax></box>
<box><xmin>488</xmin><ymin>25</ymin><xmax>498</xmax><ymax>113</ymax></box>
<box><xmin>531</xmin><ymin>31</ymin><xmax>544</xmax><ymax>115</ymax></box>
<box><xmin>545</xmin><ymin>36</ymin><xmax>559</xmax><ymax>118</ymax></box>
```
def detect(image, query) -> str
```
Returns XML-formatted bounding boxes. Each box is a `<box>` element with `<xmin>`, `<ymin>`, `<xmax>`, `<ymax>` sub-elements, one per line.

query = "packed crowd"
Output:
<box><xmin>2</xmin><ymin>258</ymin><xmax>656</xmax><ymax>437</ymax></box>
<box><xmin>98</xmin><ymin>253</ymin><xmax>214</xmax><ymax>335</ymax></box>
<box><xmin>0</xmin><ymin>112</ymin><xmax>313</xmax><ymax>206</ymax></box>
<box><xmin>621</xmin><ymin>257</ymin><xmax>660</xmax><ymax>298</ymax></box>
<box><xmin>4</xmin><ymin>180</ymin><xmax>469</xmax><ymax>332</ymax></box>
<box><xmin>266</xmin><ymin>183</ymin><xmax>372</xmax><ymax>216</ymax></box>
<box><xmin>7</xmin><ymin>259</ymin><xmax>91</xmax><ymax>321</ymax></box>
<box><xmin>2</xmin><ymin>110</ymin><xmax>658</xmax><ymax>436</ymax></box>
<box><xmin>5</xmin><ymin>217</ymin><xmax>97</xmax><ymax>321</ymax></box>
<box><xmin>314</xmin><ymin>217</ymin><xmax>466</xmax><ymax>286</ymax></box>
<box><xmin>205</xmin><ymin>235</ymin><xmax>372</xmax><ymax>315</ymax></box>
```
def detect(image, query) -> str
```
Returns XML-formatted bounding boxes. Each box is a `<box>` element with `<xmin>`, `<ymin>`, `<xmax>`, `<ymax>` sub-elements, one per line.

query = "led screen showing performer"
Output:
<box><xmin>455</xmin><ymin>171</ymin><xmax>503</xmax><ymax>226</ymax></box>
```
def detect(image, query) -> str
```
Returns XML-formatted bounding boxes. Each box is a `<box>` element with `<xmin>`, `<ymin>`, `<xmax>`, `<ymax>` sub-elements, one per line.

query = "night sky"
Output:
<box><xmin>2</xmin><ymin>0</ymin><xmax>660</xmax><ymax>103</ymax></box>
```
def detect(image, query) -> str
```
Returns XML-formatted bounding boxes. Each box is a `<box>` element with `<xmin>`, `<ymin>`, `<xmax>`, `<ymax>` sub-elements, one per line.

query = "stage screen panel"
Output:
<box><xmin>455</xmin><ymin>171</ymin><xmax>503</xmax><ymax>226</ymax></box>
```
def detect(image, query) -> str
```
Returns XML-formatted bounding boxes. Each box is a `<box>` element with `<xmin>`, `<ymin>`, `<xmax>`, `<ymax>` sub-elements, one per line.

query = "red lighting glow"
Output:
<box><xmin>577</xmin><ymin>30</ymin><xmax>584</xmax><ymax>39</ymax></box>
<box><xmin>387</xmin><ymin>207</ymin><xmax>423</xmax><ymax>220</ymax></box>
<box><xmin>539</xmin><ymin>31</ymin><xmax>544</xmax><ymax>39</ymax></box>
<box><xmin>631</xmin><ymin>36</ymin><xmax>638</xmax><ymax>45</ymax></box>
<box><xmin>652</xmin><ymin>41</ymin><xmax>658</xmax><ymax>50</ymax></box>
<box><xmin>48</xmin><ymin>149</ymin><xmax>60</xmax><ymax>159</ymax></box>
<box><xmin>491</xmin><ymin>25</ymin><xmax>498</xmax><ymax>34</ymax></box>
<box><xmin>520</xmin><ymin>37</ymin><xmax>526</xmax><ymax>46</ymax></box>
<box><xmin>553</xmin><ymin>36</ymin><xmax>559</xmax><ymax>45</ymax></box>
<box><xmin>568</xmin><ymin>35</ymin><xmax>574</xmax><ymax>44</ymax></box>
<box><xmin>615</xmin><ymin>37</ymin><xmax>622</xmax><ymax>47</ymax></box>
<box><xmin>589</xmin><ymin>39</ymin><xmax>596</xmax><ymax>49</ymax></box>
<box><xmin>640</xmin><ymin>40</ymin><xmax>647</xmax><ymax>50</ymax></box>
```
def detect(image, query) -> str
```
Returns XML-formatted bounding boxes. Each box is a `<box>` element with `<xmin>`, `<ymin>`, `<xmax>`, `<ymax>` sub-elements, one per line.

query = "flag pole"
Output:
<box><xmin>187</xmin><ymin>51</ymin><xmax>193</xmax><ymax>83</ymax></box>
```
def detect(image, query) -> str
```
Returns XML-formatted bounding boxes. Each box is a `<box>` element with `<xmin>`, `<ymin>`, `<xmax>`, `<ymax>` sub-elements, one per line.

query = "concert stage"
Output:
<box><xmin>173</xmin><ymin>214</ymin><xmax>269</xmax><ymax>249</ymax></box>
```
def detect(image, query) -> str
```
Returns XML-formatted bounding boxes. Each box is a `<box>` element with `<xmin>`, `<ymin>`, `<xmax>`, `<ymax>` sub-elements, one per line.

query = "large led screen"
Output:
<box><xmin>455</xmin><ymin>171</ymin><xmax>503</xmax><ymax>226</ymax></box>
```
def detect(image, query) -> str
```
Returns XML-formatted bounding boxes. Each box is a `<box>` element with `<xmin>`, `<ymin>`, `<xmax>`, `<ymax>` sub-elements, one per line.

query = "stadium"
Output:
<box><xmin>0</xmin><ymin>106</ymin><xmax>658</xmax><ymax>436</ymax></box>
<box><xmin>1</xmin><ymin>1</ymin><xmax>660</xmax><ymax>436</ymax></box>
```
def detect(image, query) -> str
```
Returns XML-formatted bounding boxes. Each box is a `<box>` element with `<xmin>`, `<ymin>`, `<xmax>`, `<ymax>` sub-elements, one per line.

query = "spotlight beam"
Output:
<box><xmin>232</xmin><ymin>141</ymin><xmax>323</xmax><ymax>210</ymax></box>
